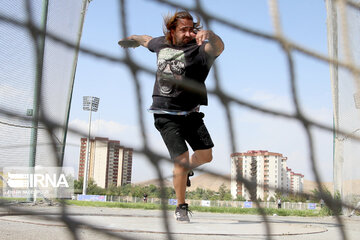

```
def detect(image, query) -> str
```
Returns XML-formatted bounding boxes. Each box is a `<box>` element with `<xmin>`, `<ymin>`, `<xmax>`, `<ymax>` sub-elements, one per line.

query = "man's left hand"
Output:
<box><xmin>195</xmin><ymin>30</ymin><xmax>215</xmax><ymax>46</ymax></box>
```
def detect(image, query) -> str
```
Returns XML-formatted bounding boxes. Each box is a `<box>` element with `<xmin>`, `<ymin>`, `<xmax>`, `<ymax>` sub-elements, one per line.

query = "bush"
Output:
<box><xmin>236</xmin><ymin>195</ymin><xmax>246</xmax><ymax>201</ymax></box>
<box><xmin>312</xmin><ymin>187</ymin><xmax>342</xmax><ymax>216</ymax></box>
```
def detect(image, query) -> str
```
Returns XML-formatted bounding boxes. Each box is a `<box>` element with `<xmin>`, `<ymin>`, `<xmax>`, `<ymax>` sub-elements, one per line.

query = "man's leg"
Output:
<box><xmin>185</xmin><ymin>148</ymin><xmax>213</xmax><ymax>187</ymax></box>
<box><xmin>173</xmin><ymin>149</ymin><xmax>213</xmax><ymax>202</ymax></box>
<box><xmin>189</xmin><ymin>148</ymin><xmax>213</xmax><ymax>169</ymax></box>
<box><xmin>173</xmin><ymin>151</ymin><xmax>190</xmax><ymax>205</ymax></box>
<box><xmin>173</xmin><ymin>151</ymin><xmax>194</xmax><ymax>222</ymax></box>
<box><xmin>172</xmin><ymin>144</ymin><xmax>213</xmax><ymax>222</ymax></box>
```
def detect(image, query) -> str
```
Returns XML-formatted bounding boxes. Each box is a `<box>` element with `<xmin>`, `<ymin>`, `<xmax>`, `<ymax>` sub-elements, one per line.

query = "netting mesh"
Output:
<box><xmin>0</xmin><ymin>0</ymin><xmax>86</xmax><ymax>167</ymax></box>
<box><xmin>0</xmin><ymin>0</ymin><xmax>360</xmax><ymax>239</ymax></box>
<box><xmin>0</xmin><ymin>0</ymin><xmax>40</xmax><ymax>165</ymax></box>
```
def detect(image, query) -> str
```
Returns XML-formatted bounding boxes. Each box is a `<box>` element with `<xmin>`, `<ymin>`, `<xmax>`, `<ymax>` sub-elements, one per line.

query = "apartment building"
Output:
<box><xmin>291</xmin><ymin>171</ymin><xmax>304</xmax><ymax>194</ymax></box>
<box><xmin>78</xmin><ymin>137</ymin><xmax>133</xmax><ymax>188</ymax></box>
<box><xmin>231</xmin><ymin>150</ymin><xmax>303</xmax><ymax>200</ymax></box>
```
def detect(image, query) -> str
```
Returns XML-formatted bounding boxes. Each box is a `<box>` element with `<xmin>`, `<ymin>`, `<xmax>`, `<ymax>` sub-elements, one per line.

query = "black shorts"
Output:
<box><xmin>154</xmin><ymin>112</ymin><xmax>214</xmax><ymax>160</ymax></box>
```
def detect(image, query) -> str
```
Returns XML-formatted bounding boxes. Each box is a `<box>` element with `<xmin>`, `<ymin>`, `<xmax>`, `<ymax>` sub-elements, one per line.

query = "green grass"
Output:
<box><xmin>0</xmin><ymin>197</ymin><xmax>27</xmax><ymax>202</ymax></box>
<box><xmin>65</xmin><ymin>200</ymin><xmax>163</xmax><ymax>210</ymax></box>
<box><xmin>65</xmin><ymin>200</ymin><xmax>323</xmax><ymax>217</ymax></box>
<box><xmin>188</xmin><ymin>205</ymin><xmax>321</xmax><ymax>217</ymax></box>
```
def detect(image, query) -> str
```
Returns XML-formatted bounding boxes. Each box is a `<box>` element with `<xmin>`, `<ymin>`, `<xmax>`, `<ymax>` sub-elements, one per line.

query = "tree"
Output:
<box><xmin>236</xmin><ymin>195</ymin><xmax>246</xmax><ymax>201</ymax></box>
<box><xmin>86</xmin><ymin>179</ymin><xmax>106</xmax><ymax>195</ymax></box>
<box><xmin>74</xmin><ymin>178</ymin><xmax>83</xmax><ymax>193</ymax></box>
<box><xmin>274</xmin><ymin>189</ymin><xmax>283</xmax><ymax>201</ymax></box>
<box><xmin>145</xmin><ymin>184</ymin><xmax>158</xmax><ymax>197</ymax></box>
<box><xmin>130</xmin><ymin>185</ymin><xmax>144</xmax><ymax>198</ymax></box>
<box><xmin>119</xmin><ymin>184</ymin><xmax>132</xmax><ymax>196</ymax></box>
<box><xmin>312</xmin><ymin>186</ymin><xmax>342</xmax><ymax>216</ymax></box>
<box><xmin>106</xmin><ymin>184</ymin><xmax>120</xmax><ymax>196</ymax></box>
<box><xmin>218</xmin><ymin>184</ymin><xmax>232</xmax><ymax>201</ymax></box>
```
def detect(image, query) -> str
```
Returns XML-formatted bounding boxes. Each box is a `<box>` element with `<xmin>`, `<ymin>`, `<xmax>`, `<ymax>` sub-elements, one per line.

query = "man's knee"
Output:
<box><xmin>174</xmin><ymin>151</ymin><xmax>190</xmax><ymax>169</ymax></box>
<box><xmin>197</xmin><ymin>149</ymin><xmax>213</xmax><ymax>163</ymax></box>
<box><xmin>204</xmin><ymin>151</ymin><xmax>213</xmax><ymax>163</ymax></box>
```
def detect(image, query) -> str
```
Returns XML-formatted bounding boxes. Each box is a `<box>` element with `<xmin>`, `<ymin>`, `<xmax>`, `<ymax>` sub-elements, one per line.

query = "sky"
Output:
<box><xmin>63</xmin><ymin>0</ymin><xmax>337</xmax><ymax>183</ymax></box>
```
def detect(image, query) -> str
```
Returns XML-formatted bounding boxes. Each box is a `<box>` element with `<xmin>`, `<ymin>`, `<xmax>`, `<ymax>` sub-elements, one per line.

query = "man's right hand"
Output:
<box><xmin>126</xmin><ymin>35</ymin><xmax>153</xmax><ymax>48</ymax></box>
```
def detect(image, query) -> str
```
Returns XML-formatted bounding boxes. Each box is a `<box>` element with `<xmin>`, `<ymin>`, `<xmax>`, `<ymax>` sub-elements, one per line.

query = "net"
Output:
<box><xmin>326</xmin><ymin>0</ymin><xmax>360</xmax><ymax>212</ymax></box>
<box><xmin>0</xmin><ymin>0</ymin><xmax>88</xmax><ymax>168</ymax></box>
<box><xmin>1</xmin><ymin>0</ymin><xmax>360</xmax><ymax>239</ymax></box>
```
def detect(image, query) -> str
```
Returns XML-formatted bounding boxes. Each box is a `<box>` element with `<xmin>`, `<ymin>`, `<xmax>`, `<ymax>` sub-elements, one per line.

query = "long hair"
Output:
<box><xmin>163</xmin><ymin>10</ymin><xmax>202</xmax><ymax>44</ymax></box>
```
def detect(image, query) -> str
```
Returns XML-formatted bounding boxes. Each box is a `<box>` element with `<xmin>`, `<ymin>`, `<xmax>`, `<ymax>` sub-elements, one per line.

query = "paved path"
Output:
<box><xmin>0</xmin><ymin>204</ymin><xmax>359</xmax><ymax>240</ymax></box>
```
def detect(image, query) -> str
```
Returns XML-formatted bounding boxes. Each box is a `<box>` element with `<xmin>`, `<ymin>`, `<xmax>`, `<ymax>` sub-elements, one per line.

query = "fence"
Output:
<box><xmin>106</xmin><ymin>195</ymin><xmax>322</xmax><ymax>210</ymax></box>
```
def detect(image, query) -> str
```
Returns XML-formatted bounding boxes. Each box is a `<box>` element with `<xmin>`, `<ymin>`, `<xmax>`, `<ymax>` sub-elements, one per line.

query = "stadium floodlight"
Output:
<box><xmin>83</xmin><ymin>96</ymin><xmax>100</xmax><ymax>112</ymax></box>
<box><xmin>82</xmin><ymin>96</ymin><xmax>100</xmax><ymax>195</ymax></box>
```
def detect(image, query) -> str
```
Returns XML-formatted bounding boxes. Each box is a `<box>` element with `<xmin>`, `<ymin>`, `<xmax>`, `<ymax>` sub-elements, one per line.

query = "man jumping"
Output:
<box><xmin>124</xmin><ymin>10</ymin><xmax>224</xmax><ymax>222</ymax></box>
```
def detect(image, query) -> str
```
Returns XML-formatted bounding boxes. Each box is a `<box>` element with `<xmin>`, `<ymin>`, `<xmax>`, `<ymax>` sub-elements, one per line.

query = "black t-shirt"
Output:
<box><xmin>148</xmin><ymin>36</ymin><xmax>215</xmax><ymax>111</ymax></box>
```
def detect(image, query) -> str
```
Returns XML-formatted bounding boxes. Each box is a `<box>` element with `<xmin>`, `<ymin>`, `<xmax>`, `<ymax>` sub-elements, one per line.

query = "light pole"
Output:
<box><xmin>82</xmin><ymin>96</ymin><xmax>99</xmax><ymax>195</ymax></box>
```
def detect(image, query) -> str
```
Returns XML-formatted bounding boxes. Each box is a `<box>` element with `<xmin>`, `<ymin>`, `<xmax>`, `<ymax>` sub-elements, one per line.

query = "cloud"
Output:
<box><xmin>66</xmin><ymin>119</ymin><xmax>139</xmax><ymax>146</ymax></box>
<box><xmin>249</xmin><ymin>90</ymin><xmax>294</xmax><ymax>113</ymax></box>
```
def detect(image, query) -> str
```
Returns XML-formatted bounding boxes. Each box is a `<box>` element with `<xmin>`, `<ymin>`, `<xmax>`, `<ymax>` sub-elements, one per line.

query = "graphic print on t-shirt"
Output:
<box><xmin>156</xmin><ymin>48</ymin><xmax>186</xmax><ymax>97</ymax></box>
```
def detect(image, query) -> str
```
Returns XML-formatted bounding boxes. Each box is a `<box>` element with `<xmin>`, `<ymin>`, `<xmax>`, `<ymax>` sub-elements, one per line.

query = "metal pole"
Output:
<box><xmin>28</xmin><ymin>0</ymin><xmax>49</xmax><ymax>202</ymax></box>
<box><xmin>325</xmin><ymin>0</ymin><xmax>343</xmax><ymax>197</ymax></box>
<box><xmin>82</xmin><ymin>99</ymin><xmax>93</xmax><ymax>195</ymax></box>
<box><xmin>60</xmin><ymin>0</ymin><xmax>90</xmax><ymax>166</ymax></box>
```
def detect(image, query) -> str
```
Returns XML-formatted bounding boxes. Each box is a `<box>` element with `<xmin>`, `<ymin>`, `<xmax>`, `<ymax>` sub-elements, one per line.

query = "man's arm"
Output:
<box><xmin>127</xmin><ymin>35</ymin><xmax>153</xmax><ymax>48</ymax></box>
<box><xmin>195</xmin><ymin>30</ymin><xmax>224</xmax><ymax>57</ymax></box>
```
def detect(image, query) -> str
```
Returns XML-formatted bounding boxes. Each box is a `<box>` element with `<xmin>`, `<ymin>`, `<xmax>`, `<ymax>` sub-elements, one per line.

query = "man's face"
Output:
<box><xmin>171</xmin><ymin>18</ymin><xmax>196</xmax><ymax>46</ymax></box>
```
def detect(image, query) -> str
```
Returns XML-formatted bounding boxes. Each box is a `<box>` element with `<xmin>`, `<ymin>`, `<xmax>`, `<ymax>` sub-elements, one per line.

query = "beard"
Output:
<box><xmin>174</xmin><ymin>36</ymin><xmax>192</xmax><ymax>46</ymax></box>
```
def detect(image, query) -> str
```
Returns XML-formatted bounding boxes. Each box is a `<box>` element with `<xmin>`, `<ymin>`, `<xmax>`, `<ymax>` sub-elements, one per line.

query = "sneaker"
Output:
<box><xmin>174</xmin><ymin>203</ymin><xmax>192</xmax><ymax>223</ymax></box>
<box><xmin>186</xmin><ymin>170</ymin><xmax>194</xmax><ymax>187</ymax></box>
